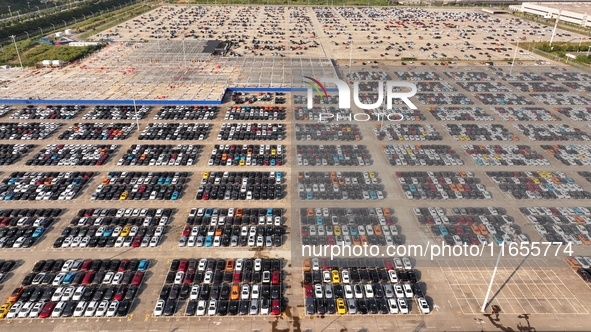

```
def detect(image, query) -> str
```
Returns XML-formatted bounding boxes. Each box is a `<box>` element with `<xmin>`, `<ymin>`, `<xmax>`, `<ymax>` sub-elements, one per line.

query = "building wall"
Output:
<box><xmin>511</xmin><ymin>2</ymin><xmax>591</xmax><ymax>27</ymax></box>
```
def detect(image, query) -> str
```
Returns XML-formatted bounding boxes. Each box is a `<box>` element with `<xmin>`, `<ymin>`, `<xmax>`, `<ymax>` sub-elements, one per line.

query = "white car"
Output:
<box><xmin>6</xmin><ymin>301</ymin><xmax>23</xmax><ymax>318</ymax></box>
<box><xmin>196</xmin><ymin>300</ymin><xmax>206</xmax><ymax>316</ymax></box>
<box><xmin>417</xmin><ymin>297</ymin><xmax>430</xmax><ymax>314</ymax></box>
<box><xmin>18</xmin><ymin>302</ymin><xmax>35</xmax><ymax>318</ymax></box>
<box><xmin>95</xmin><ymin>300</ymin><xmax>109</xmax><ymax>317</ymax></box>
<box><xmin>107</xmin><ymin>301</ymin><xmax>119</xmax><ymax>317</ymax></box>
<box><xmin>397</xmin><ymin>298</ymin><xmax>409</xmax><ymax>314</ymax></box>
<box><xmin>73</xmin><ymin>301</ymin><xmax>88</xmax><ymax>317</ymax></box>
<box><xmin>84</xmin><ymin>301</ymin><xmax>99</xmax><ymax>317</ymax></box>
<box><xmin>207</xmin><ymin>300</ymin><xmax>217</xmax><ymax>316</ymax></box>
<box><xmin>153</xmin><ymin>300</ymin><xmax>165</xmax><ymax>316</ymax></box>
<box><xmin>51</xmin><ymin>301</ymin><xmax>67</xmax><ymax>318</ymax></box>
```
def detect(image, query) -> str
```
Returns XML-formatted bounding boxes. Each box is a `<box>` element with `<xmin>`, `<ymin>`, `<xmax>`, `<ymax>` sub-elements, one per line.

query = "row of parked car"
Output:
<box><xmin>297</xmin><ymin>144</ymin><xmax>370</xmax><ymax>167</ymax></box>
<box><xmin>117</xmin><ymin>144</ymin><xmax>202</xmax><ymax>166</ymax></box>
<box><xmin>0</xmin><ymin>144</ymin><xmax>35</xmax><ymax>166</ymax></box>
<box><xmin>0</xmin><ymin>258</ymin><xmax>150</xmax><ymax>319</ymax></box>
<box><xmin>303</xmin><ymin>258</ymin><xmax>430</xmax><ymax>315</ymax></box>
<box><xmin>0</xmin><ymin>171</ymin><xmax>93</xmax><ymax>201</ymax></box>
<box><xmin>153</xmin><ymin>258</ymin><xmax>283</xmax><ymax>316</ymax></box>
<box><xmin>298</xmin><ymin>171</ymin><xmax>384</xmax><ymax>200</ymax></box>
<box><xmin>27</xmin><ymin>144</ymin><xmax>118</xmax><ymax>167</ymax></box>
<box><xmin>208</xmin><ymin>144</ymin><xmax>284</xmax><ymax>167</ymax></box>
<box><xmin>197</xmin><ymin>171</ymin><xmax>284</xmax><ymax>200</ymax></box>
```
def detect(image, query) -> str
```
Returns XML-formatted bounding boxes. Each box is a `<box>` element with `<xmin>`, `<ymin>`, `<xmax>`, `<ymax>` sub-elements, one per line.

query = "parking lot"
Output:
<box><xmin>439</xmin><ymin>258</ymin><xmax>589</xmax><ymax>315</ymax></box>
<box><xmin>153</xmin><ymin>258</ymin><xmax>285</xmax><ymax>317</ymax></box>
<box><xmin>4</xmin><ymin>3</ymin><xmax>591</xmax><ymax>330</ymax></box>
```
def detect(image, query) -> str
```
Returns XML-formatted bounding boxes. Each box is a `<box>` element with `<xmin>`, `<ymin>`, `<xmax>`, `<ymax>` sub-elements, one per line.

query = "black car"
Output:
<box><xmin>357</xmin><ymin>299</ymin><xmax>368</xmax><ymax>314</ymax></box>
<box><xmin>368</xmin><ymin>299</ymin><xmax>379</xmax><ymax>314</ymax></box>
<box><xmin>377</xmin><ymin>298</ymin><xmax>389</xmax><ymax>314</ymax></box>
<box><xmin>326</xmin><ymin>298</ymin><xmax>336</xmax><ymax>314</ymax></box>
<box><xmin>228</xmin><ymin>300</ymin><xmax>239</xmax><ymax>316</ymax></box>
<box><xmin>239</xmin><ymin>300</ymin><xmax>249</xmax><ymax>315</ymax></box>
<box><xmin>62</xmin><ymin>301</ymin><xmax>78</xmax><ymax>317</ymax></box>
<box><xmin>163</xmin><ymin>300</ymin><xmax>176</xmax><ymax>316</ymax></box>
<box><xmin>316</xmin><ymin>299</ymin><xmax>326</xmax><ymax>315</ymax></box>
<box><xmin>185</xmin><ymin>300</ymin><xmax>198</xmax><ymax>316</ymax></box>
<box><xmin>117</xmin><ymin>300</ymin><xmax>132</xmax><ymax>316</ymax></box>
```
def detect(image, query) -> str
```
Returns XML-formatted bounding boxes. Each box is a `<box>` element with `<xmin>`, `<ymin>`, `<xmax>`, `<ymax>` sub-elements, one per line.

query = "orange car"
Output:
<box><xmin>479</xmin><ymin>225</ymin><xmax>489</xmax><ymax>235</ymax></box>
<box><xmin>330</xmin><ymin>172</ymin><xmax>336</xmax><ymax>178</ymax></box>
<box><xmin>298</xmin><ymin>172</ymin><xmax>304</xmax><ymax>179</ymax></box>
<box><xmin>215</xmin><ymin>228</ymin><xmax>223</xmax><ymax>236</ymax></box>
<box><xmin>102</xmin><ymin>178</ymin><xmax>110</xmax><ymax>185</ymax></box>
<box><xmin>471</xmin><ymin>225</ymin><xmax>481</xmax><ymax>235</ymax></box>
<box><xmin>382</xmin><ymin>208</ymin><xmax>391</xmax><ymax>217</ymax></box>
<box><xmin>225</xmin><ymin>259</ymin><xmax>235</xmax><ymax>271</ymax></box>
<box><xmin>303</xmin><ymin>258</ymin><xmax>311</xmax><ymax>272</ymax></box>
<box><xmin>236</xmin><ymin>208</ymin><xmax>243</xmax><ymax>218</ymax></box>
<box><xmin>565</xmin><ymin>256</ymin><xmax>581</xmax><ymax>269</ymax></box>
<box><xmin>579</xmin><ymin>234</ymin><xmax>591</xmax><ymax>245</ymax></box>
<box><xmin>7</xmin><ymin>287</ymin><xmax>23</xmax><ymax>302</ymax></box>
<box><xmin>459</xmin><ymin>171</ymin><xmax>467</xmax><ymax>178</ymax></box>
<box><xmin>360</xmin><ymin>235</ymin><xmax>368</xmax><ymax>245</ymax></box>
<box><xmin>449</xmin><ymin>184</ymin><xmax>458</xmax><ymax>191</ymax></box>
<box><xmin>373</xmin><ymin>225</ymin><xmax>383</xmax><ymax>236</ymax></box>
<box><xmin>457</xmin><ymin>184</ymin><xmax>465</xmax><ymax>192</ymax></box>
<box><xmin>307</xmin><ymin>208</ymin><xmax>314</xmax><ymax>217</ymax></box>
<box><xmin>230</xmin><ymin>284</ymin><xmax>240</xmax><ymax>300</ymax></box>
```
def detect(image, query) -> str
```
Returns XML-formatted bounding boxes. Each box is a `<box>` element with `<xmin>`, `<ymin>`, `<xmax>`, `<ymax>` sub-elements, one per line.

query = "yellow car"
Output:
<box><xmin>333</xmin><ymin>226</ymin><xmax>341</xmax><ymax>236</ymax></box>
<box><xmin>336</xmin><ymin>298</ymin><xmax>346</xmax><ymax>314</ymax></box>
<box><xmin>0</xmin><ymin>302</ymin><xmax>12</xmax><ymax>319</ymax></box>
<box><xmin>203</xmin><ymin>172</ymin><xmax>210</xmax><ymax>179</ymax></box>
<box><xmin>332</xmin><ymin>270</ymin><xmax>340</xmax><ymax>284</ymax></box>
<box><xmin>119</xmin><ymin>191</ymin><xmax>128</xmax><ymax>200</ymax></box>
<box><xmin>532</xmin><ymin>178</ymin><xmax>540</xmax><ymax>185</ymax></box>
<box><xmin>239</xmin><ymin>159</ymin><xmax>245</xmax><ymax>166</ymax></box>
<box><xmin>368</xmin><ymin>172</ymin><xmax>375</xmax><ymax>178</ymax></box>
<box><xmin>121</xmin><ymin>225</ymin><xmax>131</xmax><ymax>237</ymax></box>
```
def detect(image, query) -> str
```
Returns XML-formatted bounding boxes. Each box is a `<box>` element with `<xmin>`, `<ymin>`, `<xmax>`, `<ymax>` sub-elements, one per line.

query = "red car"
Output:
<box><xmin>384</xmin><ymin>259</ymin><xmax>394</xmax><ymax>270</ymax></box>
<box><xmin>233</xmin><ymin>271</ymin><xmax>242</xmax><ymax>283</ymax></box>
<box><xmin>132</xmin><ymin>271</ymin><xmax>144</xmax><ymax>286</ymax></box>
<box><xmin>304</xmin><ymin>285</ymin><xmax>313</xmax><ymax>297</ymax></box>
<box><xmin>271</xmin><ymin>299</ymin><xmax>281</xmax><ymax>315</ymax></box>
<box><xmin>271</xmin><ymin>270</ymin><xmax>280</xmax><ymax>285</ymax></box>
<box><xmin>114</xmin><ymin>285</ymin><xmax>127</xmax><ymax>301</ymax></box>
<box><xmin>182</xmin><ymin>226</ymin><xmax>191</xmax><ymax>237</ymax></box>
<box><xmin>39</xmin><ymin>302</ymin><xmax>56</xmax><ymax>318</ymax></box>
<box><xmin>131</xmin><ymin>236</ymin><xmax>142</xmax><ymax>248</ymax></box>
<box><xmin>178</xmin><ymin>259</ymin><xmax>188</xmax><ymax>272</ymax></box>
<box><xmin>81</xmin><ymin>271</ymin><xmax>95</xmax><ymax>285</ymax></box>
<box><xmin>119</xmin><ymin>259</ymin><xmax>130</xmax><ymax>272</ymax></box>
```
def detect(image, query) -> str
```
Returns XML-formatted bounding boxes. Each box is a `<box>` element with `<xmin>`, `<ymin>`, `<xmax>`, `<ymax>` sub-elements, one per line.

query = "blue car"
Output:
<box><xmin>157</xmin><ymin>178</ymin><xmax>165</xmax><ymax>185</ymax></box>
<box><xmin>316</xmin><ymin>216</ymin><xmax>323</xmax><ymax>225</ymax></box>
<box><xmin>270</xmin><ymin>159</ymin><xmax>276</xmax><ymax>166</ymax></box>
<box><xmin>267</xmin><ymin>209</ymin><xmax>273</xmax><ymax>217</ymax></box>
<box><xmin>438</xmin><ymin>225</ymin><xmax>448</xmax><ymax>236</ymax></box>
<box><xmin>205</xmin><ymin>236</ymin><xmax>213</xmax><ymax>247</ymax></box>
<box><xmin>138</xmin><ymin>259</ymin><xmax>150</xmax><ymax>271</ymax></box>
<box><xmin>349</xmin><ymin>226</ymin><xmax>358</xmax><ymax>236</ymax></box>
<box><xmin>165</xmin><ymin>178</ymin><xmax>172</xmax><ymax>185</ymax></box>
<box><xmin>205</xmin><ymin>208</ymin><xmax>213</xmax><ymax>217</ymax></box>
<box><xmin>103</xmin><ymin>226</ymin><xmax>114</xmax><ymax>237</ymax></box>
<box><xmin>171</xmin><ymin>191</ymin><xmax>179</xmax><ymax>200</ymax></box>
<box><xmin>369</xmin><ymin>191</ymin><xmax>377</xmax><ymax>200</ymax></box>
<box><xmin>32</xmin><ymin>227</ymin><xmax>45</xmax><ymax>238</ymax></box>
<box><xmin>493</xmin><ymin>234</ymin><xmax>504</xmax><ymax>245</ymax></box>
<box><xmin>62</xmin><ymin>271</ymin><xmax>77</xmax><ymax>285</ymax></box>
<box><xmin>306</xmin><ymin>192</ymin><xmax>313</xmax><ymax>200</ymax></box>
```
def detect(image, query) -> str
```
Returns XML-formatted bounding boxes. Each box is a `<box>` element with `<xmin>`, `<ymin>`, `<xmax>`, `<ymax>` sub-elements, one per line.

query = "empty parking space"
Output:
<box><xmin>439</xmin><ymin>259</ymin><xmax>589</xmax><ymax>315</ymax></box>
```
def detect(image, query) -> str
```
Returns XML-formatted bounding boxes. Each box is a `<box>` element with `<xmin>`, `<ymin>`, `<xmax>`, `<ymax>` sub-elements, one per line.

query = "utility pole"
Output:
<box><xmin>62</xmin><ymin>19</ymin><xmax>67</xmax><ymax>28</ymax></box>
<box><xmin>8</xmin><ymin>5</ymin><xmax>12</xmax><ymax>17</ymax></box>
<box><xmin>549</xmin><ymin>9</ymin><xmax>562</xmax><ymax>47</ymax></box>
<box><xmin>25</xmin><ymin>31</ymin><xmax>29</xmax><ymax>39</ymax></box>
<box><xmin>509</xmin><ymin>38</ymin><xmax>520</xmax><ymax>75</ymax></box>
<box><xmin>10</xmin><ymin>35</ymin><xmax>24</xmax><ymax>70</ymax></box>
<box><xmin>39</xmin><ymin>27</ymin><xmax>43</xmax><ymax>35</ymax></box>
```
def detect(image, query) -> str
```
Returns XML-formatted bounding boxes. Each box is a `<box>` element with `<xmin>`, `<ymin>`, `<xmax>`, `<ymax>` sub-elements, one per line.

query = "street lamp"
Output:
<box><xmin>82</xmin><ymin>14</ymin><xmax>86</xmax><ymax>20</ymax></box>
<box><xmin>62</xmin><ymin>19</ymin><xmax>67</xmax><ymax>27</ymax></box>
<box><xmin>36</xmin><ymin>6</ymin><xmax>39</xmax><ymax>13</ymax></box>
<box><xmin>587</xmin><ymin>45</ymin><xmax>591</xmax><ymax>56</ymax></box>
<box><xmin>27</xmin><ymin>2</ymin><xmax>30</xmax><ymax>9</ymax></box>
<box><xmin>7</xmin><ymin>5</ymin><xmax>12</xmax><ymax>17</ymax></box>
<box><xmin>25</xmin><ymin>31</ymin><xmax>29</xmax><ymax>39</ymax></box>
<box><xmin>38</xmin><ymin>27</ymin><xmax>43</xmax><ymax>35</ymax></box>
<box><xmin>73</xmin><ymin>17</ymin><xmax>76</xmax><ymax>24</ymax></box>
<box><xmin>10</xmin><ymin>35</ymin><xmax>23</xmax><ymax>69</ymax></box>
<box><xmin>51</xmin><ymin>23</ymin><xmax>55</xmax><ymax>31</ymax></box>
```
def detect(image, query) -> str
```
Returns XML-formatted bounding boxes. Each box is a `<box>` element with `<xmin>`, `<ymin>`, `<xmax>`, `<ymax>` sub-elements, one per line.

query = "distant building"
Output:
<box><xmin>510</xmin><ymin>2</ymin><xmax>591</xmax><ymax>28</ymax></box>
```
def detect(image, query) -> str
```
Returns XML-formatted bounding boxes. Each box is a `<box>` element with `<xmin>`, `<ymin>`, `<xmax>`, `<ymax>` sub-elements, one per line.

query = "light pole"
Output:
<box><xmin>587</xmin><ymin>45</ymin><xmax>591</xmax><ymax>56</ymax></box>
<box><xmin>51</xmin><ymin>23</ymin><xmax>55</xmax><ymax>31</ymax></box>
<box><xmin>39</xmin><ymin>27</ymin><xmax>43</xmax><ymax>35</ymax></box>
<box><xmin>509</xmin><ymin>38</ymin><xmax>520</xmax><ymax>75</ymax></box>
<box><xmin>10</xmin><ymin>35</ymin><xmax>24</xmax><ymax>69</ymax></box>
<box><xmin>27</xmin><ymin>2</ymin><xmax>30</xmax><ymax>9</ymax></box>
<box><xmin>82</xmin><ymin>14</ymin><xmax>86</xmax><ymax>20</ymax></box>
<box><xmin>8</xmin><ymin>5</ymin><xmax>12</xmax><ymax>17</ymax></box>
<box><xmin>73</xmin><ymin>17</ymin><xmax>76</xmax><ymax>24</ymax></box>
<box><xmin>62</xmin><ymin>19</ymin><xmax>67</xmax><ymax>27</ymax></box>
<box><xmin>36</xmin><ymin>6</ymin><xmax>39</xmax><ymax>13</ymax></box>
<box><xmin>25</xmin><ymin>31</ymin><xmax>29</xmax><ymax>39</ymax></box>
